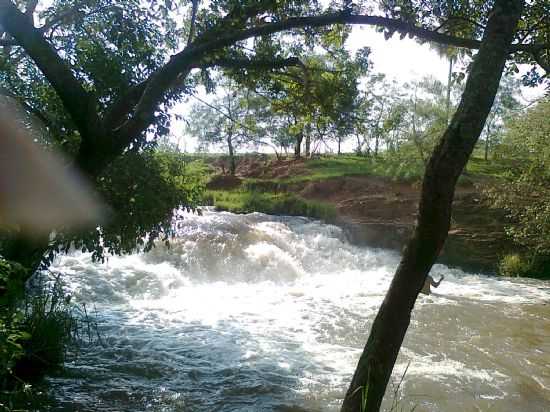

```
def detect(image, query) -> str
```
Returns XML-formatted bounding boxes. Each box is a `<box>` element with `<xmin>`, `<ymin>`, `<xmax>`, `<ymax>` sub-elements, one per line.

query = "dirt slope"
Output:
<box><xmin>298</xmin><ymin>175</ymin><xmax>511</xmax><ymax>273</ymax></box>
<box><xmin>214</xmin><ymin>157</ymin><xmax>513</xmax><ymax>273</ymax></box>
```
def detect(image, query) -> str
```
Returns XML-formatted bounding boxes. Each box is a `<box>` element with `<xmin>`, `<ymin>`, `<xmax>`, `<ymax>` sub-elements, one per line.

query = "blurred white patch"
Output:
<box><xmin>0</xmin><ymin>99</ymin><xmax>104</xmax><ymax>234</ymax></box>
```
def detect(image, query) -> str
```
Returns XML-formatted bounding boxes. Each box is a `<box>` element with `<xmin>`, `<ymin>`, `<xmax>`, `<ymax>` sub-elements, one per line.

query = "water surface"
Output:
<box><xmin>47</xmin><ymin>211</ymin><xmax>550</xmax><ymax>411</ymax></box>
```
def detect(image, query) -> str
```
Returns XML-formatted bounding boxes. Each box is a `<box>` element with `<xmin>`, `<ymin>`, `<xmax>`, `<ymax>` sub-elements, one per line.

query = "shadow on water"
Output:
<box><xmin>27</xmin><ymin>211</ymin><xmax>550</xmax><ymax>412</ymax></box>
<box><xmin>45</xmin><ymin>308</ymin><xmax>329</xmax><ymax>412</ymax></box>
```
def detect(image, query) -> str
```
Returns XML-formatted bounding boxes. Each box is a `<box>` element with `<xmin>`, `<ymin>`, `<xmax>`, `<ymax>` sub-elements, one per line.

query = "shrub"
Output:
<box><xmin>1</xmin><ymin>267</ymin><xmax>97</xmax><ymax>390</ymax></box>
<box><xmin>498</xmin><ymin>254</ymin><xmax>530</xmax><ymax>277</ymax></box>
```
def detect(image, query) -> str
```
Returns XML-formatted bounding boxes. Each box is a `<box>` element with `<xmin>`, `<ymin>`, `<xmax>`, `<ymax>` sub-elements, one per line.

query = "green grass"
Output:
<box><xmin>203</xmin><ymin>153</ymin><xmax>513</xmax><ymax>222</ymax></box>
<box><xmin>464</xmin><ymin>156</ymin><xmax>518</xmax><ymax>179</ymax></box>
<box><xmin>241</xmin><ymin>154</ymin><xmax>426</xmax><ymax>188</ymax></box>
<box><xmin>206</xmin><ymin>189</ymin><xmax>336</xmax><ymax>222</ymax></box>
<box><xmin>300</xmin><ymin>155</ymin><xmax>375</xmax><ymax>181</ymax></box>
<box><xmin>205</xmin><ymin>150</ymin><xmax>514</xmax><ymax>188</ymax></box>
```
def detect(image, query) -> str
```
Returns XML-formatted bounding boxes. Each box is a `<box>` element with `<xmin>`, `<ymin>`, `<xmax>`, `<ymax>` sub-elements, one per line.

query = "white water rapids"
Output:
<box><xmin>46</xmin><ymin>210</ymin><xmax>550</xmax><ymax>411</ymax></box>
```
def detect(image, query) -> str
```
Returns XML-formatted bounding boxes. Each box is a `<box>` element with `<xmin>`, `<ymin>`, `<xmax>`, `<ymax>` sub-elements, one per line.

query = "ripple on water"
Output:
<box><xmin>46</xmin><ymin>210</ymin><xmax>550</xmax><ymax>411</ymax></box>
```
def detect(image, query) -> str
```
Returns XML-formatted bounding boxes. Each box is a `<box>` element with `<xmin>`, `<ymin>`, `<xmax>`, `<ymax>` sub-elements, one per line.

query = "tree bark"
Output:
<box><xmin>227</xmin><ymin>134</ymin><xmax>236</xmax><ymax>175</ymax></box>
<box><xmin>340</xmin><ymin>1</ymin><xmax>523</xmax><ymax>411</ymax></box>
<box><xmin>1</xmin><ymin>235</ymin><xmax>49</xmax><ymax>273</ymax></box>
<box><xmin>305</xmin><ymin>123</ymin><xmax>311</xmax><ymax>157</ymax></box>
<box><xmin>294</xmin><ymin>132</ymin><xmax>303</xmax><ymax>159</ymax></box>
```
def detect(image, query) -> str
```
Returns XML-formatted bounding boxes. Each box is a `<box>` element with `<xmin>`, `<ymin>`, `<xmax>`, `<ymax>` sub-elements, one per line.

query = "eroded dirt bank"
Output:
<box><xmin>226</xmin><ymin>157</ymin><xmax>515</xmax><ymax>274</ymax></box>
<box><xmin>298</xmin><ymin>175</ymin><xmax>511</xmax><ymax>273</ymax></box>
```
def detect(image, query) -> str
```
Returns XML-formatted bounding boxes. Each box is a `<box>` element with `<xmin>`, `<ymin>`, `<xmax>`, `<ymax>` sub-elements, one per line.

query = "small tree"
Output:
<box><xmin>188</xmin><ymin>88</ymin><xmax>251</xmax><ymax>175</ymax></box>
<box><xmin>481</xmin><ymin>75</ymin><xmax>522</xmax><ymax>160</ymax></box>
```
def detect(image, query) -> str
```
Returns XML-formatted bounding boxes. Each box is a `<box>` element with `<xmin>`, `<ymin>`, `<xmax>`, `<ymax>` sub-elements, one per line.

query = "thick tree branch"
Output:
<box><xmin>106</xmin><ymin>57</ymin><xmax>304</xmax><ymax>133</ymax></box>
<box><xmin>187</xmin><ymin>0</ymin><xmax>199</xmax><ymax>46</ymax></box>
<box><xmin>194</xmin><ymin>56</ymin><xmax>304</xmax><ymax>71</ymax></box>
<box><xmin>118</xmin><ymin>10</ymin><xmax>548</xmax><ymax>148</ymax></box>
<box><xmin>0</xmin><ymin>0</ymin><xmax>98</xmax><ymax>136</ymax></box>
<box><xmin>103</xmin><ymin>82</ymin><xmax>148</xmax><ymax>130</ymax></box>
<box><xmin>2</xmin><ymin>0</ymin><xmax>547</xmax><ymax>176</ymax></box>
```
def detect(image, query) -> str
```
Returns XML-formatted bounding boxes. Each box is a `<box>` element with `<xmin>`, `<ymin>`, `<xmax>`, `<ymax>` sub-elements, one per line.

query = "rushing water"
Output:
<box><xmin>45</xmin><ymin>210</ymin><xmax>550</xmax><ymax>411</ymax></box>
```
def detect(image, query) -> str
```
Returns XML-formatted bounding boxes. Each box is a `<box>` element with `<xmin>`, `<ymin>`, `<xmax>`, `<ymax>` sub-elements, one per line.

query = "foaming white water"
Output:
<box><xmin>48</xmin><ymin>210</ymin><xmax>550</xmax><ymax>412</ymax></box>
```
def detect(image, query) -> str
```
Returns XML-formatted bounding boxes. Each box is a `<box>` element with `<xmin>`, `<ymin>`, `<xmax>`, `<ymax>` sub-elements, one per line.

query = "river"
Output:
<box><xmin>46</xmin><ymin>210</ymin><xmax>550</xmax><ymax>411</ymax></box>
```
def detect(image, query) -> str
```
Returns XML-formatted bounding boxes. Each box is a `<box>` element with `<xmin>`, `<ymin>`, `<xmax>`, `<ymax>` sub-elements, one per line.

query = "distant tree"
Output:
<box><xmin>229</xmin><ymin>30</ymin><xmax>371</xmax><ymax>158</ymax></box>
<box><xmin>490</xmin><ymin>99</ymin><xmax>550</xmax><ymax>257</ymax></box>
<box><xmin>187</xmin><ymin>87</ymin><xmax>252</xmax><ymax>175</ymax></box>
<box><xmin>481</xmin><ymin>75</ymin><xmax>522</xmax><ymax>160</ymax></box>
<box><xmin>405</xmin><ymin>76</ymin><xmax>449</xmax><ymax>163</ymax></box>
<box><xmin>358</xmin><ymin>76</ymin><xmax>407</xmax><ymax>156</ymax></box>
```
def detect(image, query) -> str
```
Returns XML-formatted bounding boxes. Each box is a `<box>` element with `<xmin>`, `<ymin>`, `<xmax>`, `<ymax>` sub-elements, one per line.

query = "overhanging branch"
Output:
<box><xmin>110</xmin><ymin>56</ymin><xmax>305</xmax><ymax>140</ymax></box>
<box><xmin>2</xmin><ymin>0</ymin><xmax>547</xmax><ymax>173</ymax></box>
<box><xmin>193</xmin><ymin>56</ymin><xmax>304</xmax><ymax>71</ymax></box>
<box><xmin>0</xmin><ymin>0</ymin><xmax>98</xmax><ymax>136</ymax></box>
<box><xmin>119</xmin><ymin>10</ymin><xmax>549</xmax><ymax>147</ymax></box>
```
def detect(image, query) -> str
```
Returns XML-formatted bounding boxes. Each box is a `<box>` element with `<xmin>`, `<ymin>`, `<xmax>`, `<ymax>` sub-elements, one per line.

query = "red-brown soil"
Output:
<box><xmin>212</xmin><ymin>158</ymin><xmax>513</xmax><ymax>273</ymax></box>
<box><xmin>297</xmin><ymin>175</ymin><xmax>511</xmax><ymax>272</ymax></box>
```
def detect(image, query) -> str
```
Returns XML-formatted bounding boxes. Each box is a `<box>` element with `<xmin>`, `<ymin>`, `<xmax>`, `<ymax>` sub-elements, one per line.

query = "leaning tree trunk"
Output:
<box><xmin>341</xmin><ymin>1</ymin><xmax>523</xmax><ymax>411</ymax></box>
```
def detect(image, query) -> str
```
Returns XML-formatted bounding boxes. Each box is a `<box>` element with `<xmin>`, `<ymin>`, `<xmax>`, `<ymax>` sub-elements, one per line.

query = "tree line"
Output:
<box><xmin>187</xmin><ymin>68</ymin><xmax>524</xmax><ymax>174</ymax></box>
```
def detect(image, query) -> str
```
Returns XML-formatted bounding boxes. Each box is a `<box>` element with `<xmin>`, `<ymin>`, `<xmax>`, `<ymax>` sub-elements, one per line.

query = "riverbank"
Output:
<box><xmin>204</xmin><ymin>155</ymin><xmax>524</xmax><ymax>275</ymax></box>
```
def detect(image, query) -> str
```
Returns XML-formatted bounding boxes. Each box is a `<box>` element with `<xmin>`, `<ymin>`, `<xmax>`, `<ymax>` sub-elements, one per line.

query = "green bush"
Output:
<box><xmin>1</xmin><ymin>264</ymin><xmax>96</xmax><ymax>390</ymax></box>
<box><xmin>498</xmin><ymin>254</ymin><xmax>530</xmax><ymax>277</ymax></box>
<box><xmin>50</xmin><ymin>150</ymin><xmax>207</xmax><ymax>263</ymax></box>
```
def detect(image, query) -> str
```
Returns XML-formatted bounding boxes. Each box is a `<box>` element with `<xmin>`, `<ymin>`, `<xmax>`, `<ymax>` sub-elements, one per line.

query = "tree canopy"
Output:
<box><xmin>1</xmin><ymin>0</ymin><xmax>547</xmax><ymax>179</ymax></box>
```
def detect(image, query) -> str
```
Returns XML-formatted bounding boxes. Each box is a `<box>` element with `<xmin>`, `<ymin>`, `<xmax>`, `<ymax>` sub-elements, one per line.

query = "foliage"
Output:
<box><xmin>51</xmin><ymin>150</ymin><xmax>207</xmax><ymax>262</ymax></box>
<box><xmin>227</xmin><ymin>42</ymin><xmax>371</xmax><ymax>157</ymax></box>
<box><xmin>187</xmin><ymin>82</ymin><xmax>260</xmax><ymax>173</ymax></box>
<box><xmin>0</xmin><ymin>259</ymin><xmax>29</xmax><ymax>388</ymax></box>
<box><xmin>1</xmin><ymin>261</ymin><xmax>96</xmax><ymax>391</ymax></box>
<box><xmin>0</xmin><ymin>258</ymin><xmax>28</xmax><ymax>307</ymax></box>
<box><xmin>487</xmin><ymin>99</ymin><xmax>550</xmax><ymax>279</ymax></box>
<box><xmin>488</xmin><ymin>99</ymin><xmax>550</xmax><ymax>257</ymax></box>
<box><xmin>477</xmin><ymin>75</ymin><xmax>522</xmax><ymax>160</ymax></box>
<box><xmin>498</xmin><ymin>254</ymin><xmax>531</xmax><ymax>277</ymax></box>
<box><xmin>0</xmin><ymin>0</ymin><xmax>184</xmax><ymax>151</ymax></box>
<box><xmin>380</xmin><ymin>0</ymin><xmax>549</xmax><ymax>88</ymax></box>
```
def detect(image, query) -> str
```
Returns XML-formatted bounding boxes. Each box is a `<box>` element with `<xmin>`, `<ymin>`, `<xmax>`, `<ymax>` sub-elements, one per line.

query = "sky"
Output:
<box><xmin>172</xmin><ymin>26</ymin><xmax>546</xmax><ymax>153</ymax></box>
